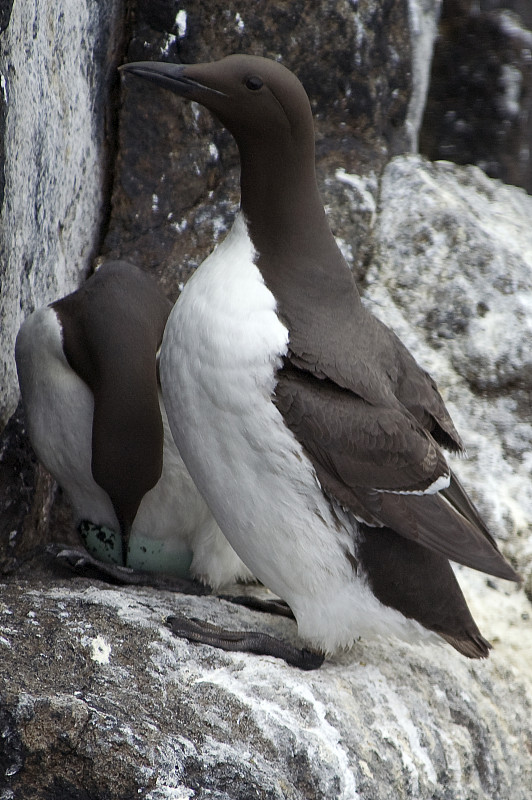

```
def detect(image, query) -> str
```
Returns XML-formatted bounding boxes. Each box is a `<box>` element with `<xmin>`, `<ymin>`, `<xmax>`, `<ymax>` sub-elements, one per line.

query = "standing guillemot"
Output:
<box><xmin>15</xmin><ymin>261</ymin><xmax>254</xmax><ymax>589</ymax></box>
<box><xmin>121</xmin><ymin>55</ymin><xmax>519</xmax><ymax>659</ymax></box>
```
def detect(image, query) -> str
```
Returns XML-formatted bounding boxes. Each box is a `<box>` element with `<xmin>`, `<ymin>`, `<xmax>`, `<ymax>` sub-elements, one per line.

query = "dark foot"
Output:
<box><xmin>166</xmin><ymin>613</ymin><xmax>324</xmax><ymax>670</ymax></box>
<box><xmin>220</xmin><ymin>594</ymin><xmax>295</xmax><ymax>619</ymax></box>
<box><xmin>47</xmin><ymin>544</ymin><xmax>210</xmax><ymax>595</ymax></box>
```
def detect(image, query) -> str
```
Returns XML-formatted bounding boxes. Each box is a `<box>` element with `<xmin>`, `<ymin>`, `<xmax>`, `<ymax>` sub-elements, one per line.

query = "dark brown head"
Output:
<box><xmin>120</xmin><ymin>55</ymin><xmax>323</xmax><ymax>232</ymax></box>
<box><xmin>53</xmin><ymin>261</ymin><xmax>172</xmax><ymax>563</ymax></box>
<box><xmin>120</xmin><ymin>54</ymin><xmax>315</xmax><ymax>159</ymax></box>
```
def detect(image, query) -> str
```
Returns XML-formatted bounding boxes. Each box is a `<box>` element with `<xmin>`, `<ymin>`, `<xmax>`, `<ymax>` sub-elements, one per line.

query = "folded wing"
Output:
<box><xmin>274</xmin><ymin>360</ymin><xmax>518</xmax><ymax>582</ymax></box>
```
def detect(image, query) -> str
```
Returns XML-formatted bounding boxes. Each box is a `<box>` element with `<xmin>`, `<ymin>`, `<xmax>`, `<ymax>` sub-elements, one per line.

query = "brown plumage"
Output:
<box><xmin>53</xmin><ymin>261</ymin><xmax>172</xmax><ymax>539</ymax></box>
<box><xmin>274</xmin><ymin>359</ymin><xmax>516</xmax><ymax>582</ymax></box>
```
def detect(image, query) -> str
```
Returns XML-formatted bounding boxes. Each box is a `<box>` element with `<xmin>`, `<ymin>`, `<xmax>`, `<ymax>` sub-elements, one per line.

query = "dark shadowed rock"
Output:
<box><xmin>0</xmin><ymin>405</ymin><xmax>78</xmax><ymax>576</ymax></box>
<box><xmin>421</xmin><ymin>0</ymin><xmax>532</xmax><ymax>192</ymax></box>
<box><xmin>103</xmin><ymin>0</ymin><xmax>440</xmax><ymax>294</ymax></box>
<box><xmin>0</xmin><ymin>0</ymin><xmax>14</xmax><ymax>34</ymax></box>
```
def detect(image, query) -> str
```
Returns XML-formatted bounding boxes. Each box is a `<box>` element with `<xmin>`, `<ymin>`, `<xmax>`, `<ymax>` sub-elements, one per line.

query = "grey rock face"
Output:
<box><xmin>365</xmin><ymin>155</ymin><xmax>532</xmax><ymax>592</ymax></box>
<box><xmin>370</xmin><ymin>156</ymin><xmax>532</xmax><ymax>392</ymax></box>
<box><xmin>0</xmin><ymin>574</ymin><xmax>531</xmax><ymax>800</ymax></box>
<box><xmin>0</xmin><ymin>0</ymin><xmax>126</xmax><ymax>429</ymax></box>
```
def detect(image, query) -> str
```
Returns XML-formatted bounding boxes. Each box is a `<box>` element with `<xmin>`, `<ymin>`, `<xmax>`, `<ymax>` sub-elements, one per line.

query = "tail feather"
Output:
<box><xmin>358</xmin><ymin>525</ymin><xmax>493</xmax><ymax>659</ymax></box>
<box><xmin>439</xmin><ymin>632</ymin><xmax>492</xmax><ymax>660</ymax></box>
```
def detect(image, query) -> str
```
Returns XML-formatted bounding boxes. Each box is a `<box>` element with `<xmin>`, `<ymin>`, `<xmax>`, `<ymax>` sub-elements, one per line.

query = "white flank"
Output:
<box><xmin>15</xmin><ymin>308</ymin><xmax>119</xmax><ymax>530</ymax></box>
<box><xmin>161</xmin><ymin>213</ymin><xmax>433</xmax><ymax>653</ymax></box>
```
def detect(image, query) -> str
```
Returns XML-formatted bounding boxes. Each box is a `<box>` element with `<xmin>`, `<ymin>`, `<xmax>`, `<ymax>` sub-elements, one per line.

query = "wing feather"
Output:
<box><xmin>274</xmin><ymin>360</ymin><xmax>519</xmax><ymax>582</ymax></box>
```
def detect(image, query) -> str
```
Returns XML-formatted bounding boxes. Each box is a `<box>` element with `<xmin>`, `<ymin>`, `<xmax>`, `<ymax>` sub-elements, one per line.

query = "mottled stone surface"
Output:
<box><xmin>0</xmin><ymin>0</ymin><xmax>126</xmax><ymax>429</ymax></box>
<box><xmin>421</xmin><ymin>0</ymin><xmax>532</xmax><ymax>192</ymax></box>
<box><xmin>0</xmin><ymin>569</ymin><xmax>530</xmax><ymax>800</ymax></box>
<box><xmin>365</xmin><ymin>155</ymin><xmax>532</xmax><ymax>593</ymax></box>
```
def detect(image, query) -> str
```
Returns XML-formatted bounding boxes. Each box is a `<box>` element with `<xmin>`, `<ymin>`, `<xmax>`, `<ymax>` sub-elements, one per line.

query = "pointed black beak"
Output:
<box><xmin>119</xmin><ymin>61</ymin><xmax>227</xmax><ymax>99</ymax></box>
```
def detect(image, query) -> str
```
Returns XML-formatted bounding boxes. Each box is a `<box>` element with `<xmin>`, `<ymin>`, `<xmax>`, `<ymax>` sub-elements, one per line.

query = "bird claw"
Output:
<box><xmin>49</xmin><ymin>544</ymin><xmax>137</xmax><ymax>579</ymax></box>
<box><xmin>48</xmin><ymin>543</ymin><xmax>209</xmax><ymax>592</ymax></box>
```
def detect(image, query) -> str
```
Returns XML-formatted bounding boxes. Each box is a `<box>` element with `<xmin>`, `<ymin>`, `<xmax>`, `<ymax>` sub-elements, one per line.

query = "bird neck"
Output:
<box><xmin>237</xmin><ymin>140</ymin><xmax>363</xmax><ymax>327</ymax></box>
<box><xmin>238</xmin><ymin>140</ymin><xmax>332</xmax><ymax>258</ymax></box>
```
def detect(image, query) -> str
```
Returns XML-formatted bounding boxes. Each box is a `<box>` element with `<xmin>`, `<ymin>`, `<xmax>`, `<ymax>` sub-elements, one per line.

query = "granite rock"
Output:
<box><xmin>0</xmin><ymin>570</ymin><xmax>530</xmax><ymax>800</ymax></box>
<box><xmin>0</xmin><ymin>0</ymin><xmax>126</xmax><ymax>429</ymax></box>
<box><xmin>364</xmin><ymin>154</ymin><xmax>532</xmax><ymax>593</ymax></box>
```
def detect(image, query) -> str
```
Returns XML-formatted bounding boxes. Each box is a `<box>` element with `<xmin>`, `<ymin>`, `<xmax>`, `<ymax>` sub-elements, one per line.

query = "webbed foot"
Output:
<box><xmin>166</xmin><ymin>613</ymin><xmax>324</xmax><ymax>670</ymax></box>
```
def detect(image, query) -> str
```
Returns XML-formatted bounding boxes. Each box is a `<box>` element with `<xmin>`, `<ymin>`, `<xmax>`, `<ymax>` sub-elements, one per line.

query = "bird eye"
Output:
<box><xmin>245</xmin><ymin>76</ymin><xmax>263</xmax><ymax>91</ymax></box>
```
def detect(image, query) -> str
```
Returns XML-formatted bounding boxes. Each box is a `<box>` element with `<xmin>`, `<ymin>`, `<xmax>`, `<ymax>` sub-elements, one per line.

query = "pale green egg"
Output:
<box><xmin>79</xmin><ymin>521</ymin><xmax>193</xmax><ymax>578</ymax></box>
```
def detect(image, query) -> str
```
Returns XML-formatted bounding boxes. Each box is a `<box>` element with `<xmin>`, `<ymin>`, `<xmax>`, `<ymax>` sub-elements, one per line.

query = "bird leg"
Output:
<box><xmin>166</xmin><ymin>614</ymin><xmax>324</xmax><ymax>670</ymax></box>
<box><xmin>219</xmin><ymin>594</ymin><xmax>295</xmax><ymax>619</ymax></box>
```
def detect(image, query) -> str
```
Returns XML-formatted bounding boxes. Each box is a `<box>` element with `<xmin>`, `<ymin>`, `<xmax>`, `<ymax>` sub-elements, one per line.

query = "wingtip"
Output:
<box><xmin>453</xmin><ymin>551</ymin><xmax>521</xmax><ymax>584</ymax></box>
<box><xmin>441</xmin><ymin>632</ymin><xmax>492</xmax><ymax>659</ymax></box>
<box><xmin>485</xmin><ymin>558</ymin><xmax>521</xmax><ymax>584</ymax></box>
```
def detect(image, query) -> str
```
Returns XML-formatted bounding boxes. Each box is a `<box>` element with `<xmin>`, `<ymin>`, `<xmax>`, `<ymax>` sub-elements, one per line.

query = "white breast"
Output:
<box><xmin>161</xmin><ymin>213</ymin><xmax>430</xmax><ymax>652</ymax></box>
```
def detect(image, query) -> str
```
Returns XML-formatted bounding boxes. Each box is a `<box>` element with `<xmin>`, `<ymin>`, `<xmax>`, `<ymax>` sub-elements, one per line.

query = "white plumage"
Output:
<box><xmin>161</xmin><ymin>213</ymin><xmax>432</xmax><ymax>652</ymax></box>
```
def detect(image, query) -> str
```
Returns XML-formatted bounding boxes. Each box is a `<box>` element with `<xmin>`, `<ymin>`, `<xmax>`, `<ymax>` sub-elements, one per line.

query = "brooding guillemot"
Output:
<box><xmin>15</xmin><ymin>261</ymin><xmax>254</xmax><ymax>589</ymax></box>
<box><xmin>120</xmin><ymin>55</ymin><xmax>519</xmax><ymax>659</ymax></box>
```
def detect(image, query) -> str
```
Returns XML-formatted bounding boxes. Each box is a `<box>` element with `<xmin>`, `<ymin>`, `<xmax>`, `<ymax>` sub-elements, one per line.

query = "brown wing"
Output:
<box><xmin>386</xmin><ymin>322</ymin><xmax>465</xmax><ymax>453</ymax></box>
<box><xmin>274</xmin><ymin>360</ymin><xmax>518</xmax><ymax>582</ymax></box>
<box><xmin>275</xmin><ymin>361</ymin><xmax>449</xmax><ymax>493</ymax></box>
<box><xmin>287</xmin><ymin>307</ymin><xmax>465</xmax><ymax>455</ymax></box>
